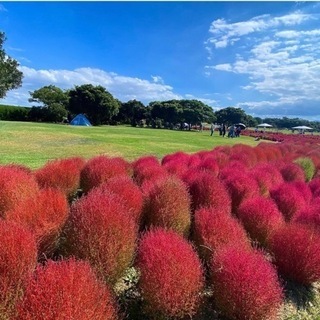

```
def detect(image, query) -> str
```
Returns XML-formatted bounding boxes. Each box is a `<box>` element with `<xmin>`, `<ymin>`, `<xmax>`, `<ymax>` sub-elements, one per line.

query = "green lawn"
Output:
<box><xmin>0</xmin><ymin>121</ymin><xmax>259</xmax><ymax>169</ymax></box>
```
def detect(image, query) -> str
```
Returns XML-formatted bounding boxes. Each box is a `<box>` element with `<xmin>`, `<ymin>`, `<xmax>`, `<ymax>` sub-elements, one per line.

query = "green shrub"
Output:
<box><xmin>294</xmin><ymin>157</ymin><xmax>316</xmax><ymax>182</ymax></box>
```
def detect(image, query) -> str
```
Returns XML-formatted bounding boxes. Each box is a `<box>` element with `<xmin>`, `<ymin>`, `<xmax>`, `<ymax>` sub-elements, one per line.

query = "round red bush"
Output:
<box><xmin>292</xmin><ymin>204</ymin><xmax>320</xmax><ymax>231</ymax></box>
<box><xmin>237</xmin><ymin>196</ymin><xmax>285</xmax><ymax>247</ymax></box>
<box><xmin>16</xmin><ymin>259</ymin><xmax>118</xmax><ymax>320</ymax></box>
<box><xmin>197</xmin><ymin>157</ymin><xmax>219</xmax><ymax>176</ymax></box>
<box><xmin>80</xmin><ymin>155</ymin><xmax>130</xmax><ymax>193</ymax></box>
<box><xmin>188</xmin><ymin>171</ymin><xmax>232</xmax><ymax>214</ymax></box>
<box><xmin>0</xmin><ymin>165</ymin><xmax>39</xmax><ymax>216</ymax></box>
<box><xmin>250</xmin><ymin>163</ymin><xmax>283</xmax><ymax>197</ymax></box>
<box><xmin>222</xmin><ymin>171</ymin><xmax>260</xmax><ymax>214</ymax></box>
<box><xmin>270</xmin><ymin>182</ymin><xmax>306</xmax><ymax>221</ymax></box>
<box><xmin>268</xmin><ymin>224</ymin><xmax>320</xmax><ymax>285</ymax></box>
<box><xmin>0</xmin><ymin>221</ymin><xmax>37</xmax><ymax>318</ymax></box>
<box><xmin>143</xmin><ymin>176</ymin><xmax>191</xmax><ymax>237</ymax></box>
<box><xmin>136</xmin><ymin>229</ymin><xmax>204</xmax><ymax>319</ymax></box>
<box><xmin>133</xmin><ymin>163</ymin><xmax>168</xmax><ymax>186</ymax></box>
<box><xmin>280</xmin><ymin>162</ymin><xmax>306</xmax><ymax>182</ymax></box>
<box><xmin>6</xmin><ymin>188</ymin><xmax>69</xmax><ymax>257</ymax></box>
<box><xmin>99</xmin><ymin>176</ymin><xmax>143</xmax><ymax>224</ymax></box>
<box><xmin>34</xmin><ymin>157</ymin><xmax>85</xmax><ymax>197</ymax></box>
<box><xmin>210</xmin><ymin>246</ymin><xmax>283</xmax><ymax>320</ymax></box>
<box><xmin>193</xmin><ymin>207</ymin><xmax>250</xmax><ymax>263</ymax></box>
<box><xmin>65</xmin><ymin>188</ymin><xmax>137</xmax><ymax>285</ymax></box>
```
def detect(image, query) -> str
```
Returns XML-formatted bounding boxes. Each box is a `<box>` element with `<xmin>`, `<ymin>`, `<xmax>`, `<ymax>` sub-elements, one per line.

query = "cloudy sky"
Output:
<box><xmin>1</xmin><ymin>1</ymin><xmax>320</xmax><ymax>120</ymax></box>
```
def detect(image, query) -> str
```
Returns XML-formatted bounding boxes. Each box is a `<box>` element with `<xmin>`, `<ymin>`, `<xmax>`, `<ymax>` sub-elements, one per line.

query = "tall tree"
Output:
<box><xmin>0</xmin><ymin>32</ymin><xmax>23</xmax><ymax>98</ymax></box>
<box><xmin>215</xmin><ymin>107</ymin><xmax>247</xmax><ymax>125</ymax></box>
<box><xmin>28</xmin><ymin>85</ymin><xmax>68</xmax><ymax>122</ymax></box>
<box><xmin>29</xmin><ymin>85</ymin><xmax>68</xmax><ymax>107</ymax></box>
<box><xmin>68</xmin><ymin>84</ymin><xmax>120</xmax><ymax>125</ymax></box>
<box><xmin>116</xmin><ymin>100</ymin><xmax>147</xmax><ymax>126</ymax></box>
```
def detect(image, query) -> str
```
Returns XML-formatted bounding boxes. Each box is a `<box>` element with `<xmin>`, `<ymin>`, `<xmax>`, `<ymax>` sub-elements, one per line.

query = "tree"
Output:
<box><xmin>28</xmin><ymin>85</ymin><xmax>68</xmax><ymax>122</ymax></box>
<box><xmin>215</xmin><ymin>107</ymin><xmax>247</xmax><ymax>125</ymax></box>
<box><xmin>0</xmin><ymin>32</ymin><xmax>23</xmax><ymax>98</ymax></box>
<box><xmin>115</xmin><ymin>100</ymin><xmax>147</xmax><ymax>126</ymax></box>
<box><xmin>68</xmin><ymin>84</ymin><xmax>120</xmax><ymax>125</ymax></box>
<box><xmin>29</xmin><ymin>85</ymin><xmax>68</xmax><ymax>107</ymax></box>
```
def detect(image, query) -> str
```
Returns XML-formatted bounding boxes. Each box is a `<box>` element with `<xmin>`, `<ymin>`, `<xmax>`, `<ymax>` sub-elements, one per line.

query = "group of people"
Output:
<box><xmin>210</xmin><ymin>123</ymin><xmax>242</xmax><ymax>138</ymax></box>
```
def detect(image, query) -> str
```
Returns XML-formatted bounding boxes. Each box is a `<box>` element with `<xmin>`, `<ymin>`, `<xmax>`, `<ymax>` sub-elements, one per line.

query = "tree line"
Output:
<box><xmin>1</xmin><ymin>83</ymin><xmax>320</xmax><ymax>131</ymax></box>
<box><xmin>1</xmin><ymin>31</ymin><xmax>319</xmax><ymax>131</ymax></box>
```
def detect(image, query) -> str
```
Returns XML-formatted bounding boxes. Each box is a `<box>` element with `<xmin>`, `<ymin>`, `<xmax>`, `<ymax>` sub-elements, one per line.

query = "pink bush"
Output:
<box><xmin>188</xmin><ymin>171</ymin><xmax>231</xmax><ymax>214</ymax></box>
<box><xmin>268</xmin><ymin>224</ymin><xmax>320</xmax><ymax>285</ymax></box>
<box><xmin>250</xmin><ymin>163</ymin><xmax>284</xmax><ymax>196</ymax></box>
<box><xmin>136</xmin><ymin>229</ymin><xmax>204</xmax><ymax>319</ymax></box>
<box><xmin>193</xmin><ymin>207</ymin><xmax>250</xmax><ymax>263</ymax></box>
<box><xmin>99</xmin><ymin>176</ymin><xmax>143</xmax><ymax>224</ymax></box>
<box><xmin>210</xmin><ymin>245</ymin><xmax>283</xmax><ymax>320</ymax></box>
<box><xmin>143</xmin><ymin>176</ymin><xmax>191</xmax><ymax>237</ymax></box>
<box><xmin>270</xmin><ymin>182</ymin><xmax>306</xmax><ymax>221</ymax></box>
<box><xmin>222</xmin><ymin>171</ymin><xmax>260</xmax><ymax>214</ymax></box>
<box><xmin>65</xmin><ymin>188</ymin><xmax>137</xmax><ymax>285</ymax></box>
<box><xmin>34</xmin><ymin>157</ymin><xmax>85</xmax><ymax>197</ymax></box>
<box><xmin>6</xmin><ymin>188</ymin><xmax>69</xmax><ymax>257</ymax></box>
<box><xmin>132</xmin><ymin>155</ymin><xmax>160</xmax><ymax>170</ymax></box>
<box><xmin>292</xmin><ymin>205</ymin><xmax>320</xmax><ymax>231</ymax></box>
<box><xmin>237</xmin><ymin>197</ymin><xmax>285</xmax><ymax>247</ymax></box>
<box><xmin>0</xmin><ymin>221</ymin><xmax>37</xmax><ymax>318</ymax></box>
<box><xmin>280</xmin><ymin>162</ymin><xmax>306</xmax><ymax>182</ymax></box>
<box><xmin>80</xmin><ymin>155</ymin><xmax>130</xmax><ymax>193</ymax></box>
<box><xmin>16</xmin><ymin>259</ymin><xmax>118</xmax><ymax>320</ymax></box>
<box><xmin>289</xmin><ymin>181</ymin><xmax>312</xmax><ymax>203</ymax></box>
<box><xmin>133</xmin><ymin>163</ymin><xmax>168</xmax><ymax>186</ymax></box>
<box><xmin>197</xmin><ymin>156</ymin><xmax>219</xmax><ymax>176</ymax></box>
<box><xmin>0</xmin><ymin>165</ymin><xmax>39</xmax><ymax>216</ymax></box>
<box><xmin>309</xmin><ymin>177</ymin><xmax>320</xmax><ymax>196</ymax></box>
<box><xmin>161</xmin><ymin>151</ymin><xmax>190</xmax><ymax>165</ymax></box>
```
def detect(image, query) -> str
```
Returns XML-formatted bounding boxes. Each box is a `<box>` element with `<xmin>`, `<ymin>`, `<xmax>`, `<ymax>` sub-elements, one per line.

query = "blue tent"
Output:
<box><xmin>70</xmin><ymin>114</ymin><xmax>92</xmax><ymax>126</ymax></box>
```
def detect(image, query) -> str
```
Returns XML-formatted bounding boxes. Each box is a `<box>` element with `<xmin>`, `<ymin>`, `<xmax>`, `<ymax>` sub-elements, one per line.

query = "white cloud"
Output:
<box><xmin>205</xmin><ymin>9</ymin><xmax>320</xmax><ymax>117</ymax></box>
<box><xmin>0</xmin><ymin>66</ymin><xmax>182</xmax><ymax>106</ymax></box>
<box><xmin>212</xmin><ymin>63</ymin><xmax>232</xmax><ymax>71</ymax></box>
<box><xmin>206</xmin><ymin>11</ymin><xmax>312</xmax><ymax>49</ymax></box>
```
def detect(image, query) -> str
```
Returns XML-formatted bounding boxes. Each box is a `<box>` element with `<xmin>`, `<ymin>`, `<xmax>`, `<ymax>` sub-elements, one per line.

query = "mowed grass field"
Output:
<box><xmin>0</xmin><ymin>121</ymin><xmax>259</xmax><ymax>169</ymax></box>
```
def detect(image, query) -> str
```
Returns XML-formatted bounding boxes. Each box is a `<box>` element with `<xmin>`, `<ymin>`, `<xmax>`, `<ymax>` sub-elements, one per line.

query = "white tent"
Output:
<box><xmin>257</xmin><ymin>123</ymin><xmax>273</xmax><ymax>128</ymax></box>
<box><xmin>292</xmin><ymin>125</ymin><xmax>313</xmax><ymax>130</ymax></box>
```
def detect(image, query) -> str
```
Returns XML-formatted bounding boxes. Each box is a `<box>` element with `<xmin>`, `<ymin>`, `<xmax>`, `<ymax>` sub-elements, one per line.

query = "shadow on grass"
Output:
<box><xmin>283</xmin><ymin>278</ymin><xmax>317</xmax><ymax>310</ymax></box>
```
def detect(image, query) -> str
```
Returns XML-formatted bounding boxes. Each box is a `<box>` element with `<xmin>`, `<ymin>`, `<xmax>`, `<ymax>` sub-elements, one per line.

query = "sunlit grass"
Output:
<box><xmin>0</xmin><ymin>121</ymin><xmax>259</xmax><ymax>169</ymax></box>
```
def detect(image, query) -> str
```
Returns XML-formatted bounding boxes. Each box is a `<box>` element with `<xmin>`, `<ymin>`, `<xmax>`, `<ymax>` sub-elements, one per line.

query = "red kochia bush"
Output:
<box><xmin>133</xmin><ymin>163</ymin><xmax>168</xmax><ymax>187</ymax></box>
<box><xmin>222</xmin><ymin>171</ymin><xmax>260</xmax><ymax>214</ymax></box>
<box><xmin>137</xmin><ymin>229</ymin><xmax>204</xmax><ymax>319</ymax></box>
<box><xmin>80</xmin><ymin>155</ymin><xmax>130</xmax><ymax>193</ymax></box>
<box><xmin>237</xmin><ymin>197</ymin><xmax>285</xmax><ymax>247</ymax></box>
<box><xmin>280</xmin><ymin>162</ymin><xmax>306</xmax><ymax>182</ymax></box>
<box><xmin>143</xmin><ymin>176</ymin><xmax>191</xmax><ymax>237</ymax></box>
<box><xmin>196</xmin><ymin>156</ymin><xmax>219</xmax><ymax>176</ymax></box>
<box><xmin>250</xmin><ymin>163</ymin><xmax>284</xmax><ymax>197</ymax></box>
<box><xmin>6</xmin><ymin>188</ymin><xmax>69</xmax><ymax>257</ymax></box>
<box><xmin>193</xmin><ymin>207</ymin><xmax>250</xmax><ymax>263</ymax></box>
<box><xmin>292</xmin><ymin>204</ymin><xmax>320</xmax><ymax>231</ymax></box>
<box><xmin>268</xmin><ymin>224</ymin><xmax>320</xmax><ymax>285</ymax></box>
<box><xmin>65</xmin><ymin>188</ymin><xmax>137</xmax><ymax>285</ymax></box>
<box><xmin>0</xmin><ymin>165</ymin><xmax>39</xmax><ymax>216</ymax></box>
<box><xmin>34</xmin><ymin>157</ymin><xmax>86</xmax><ymax>197</ymax></box>
<box><xmin>99</xmin><ymin>176</ymin><xmax>144</xmax><ymax>224</ymax></box>
<box><xmin>188</xmin><ymin>171</ymin><xmax>232</xmax><ymax>215</ymax></box>
<box><xmin>0</xmin><ymin>221</ymin><xmax>37</xmax><ymax>318</ymax></box>
<box><xmin>210</xmin><ymin>246</ymin><xmax>283</xmax><ymax>320</ymax></box>
<box><xmin>270</xmin><ymin>182</ymin><xmax>306</xmax><ymax>221</ymax></box>
<box><xmin>16</xmin><ymin>259</ymin><xmax>118</xmax><ymax>320</ymax></box>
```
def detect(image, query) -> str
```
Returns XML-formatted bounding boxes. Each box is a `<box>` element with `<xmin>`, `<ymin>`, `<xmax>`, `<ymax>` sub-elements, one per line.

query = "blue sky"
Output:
<box><xmin>1</xmin><ymin>1</ymin><xmax>320</xmax><ymax>120</ymax></box>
